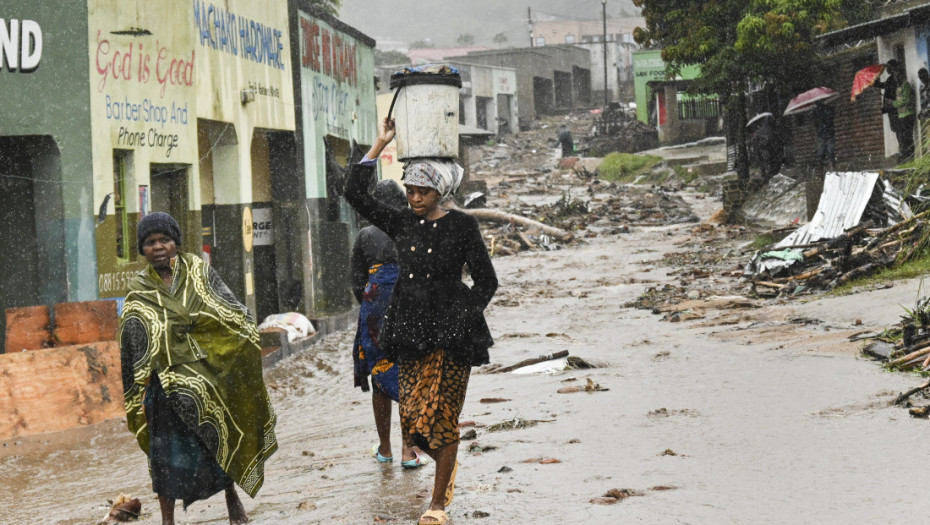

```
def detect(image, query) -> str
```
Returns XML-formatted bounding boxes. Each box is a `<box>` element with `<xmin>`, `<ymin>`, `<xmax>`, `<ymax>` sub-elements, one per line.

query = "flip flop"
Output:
<box><xmin>417</xmin><ymin>509</ymin><xmax>448</xmax><ymax>525</ymax></box>
<box><xmin>402</xmin><ymin>451</ymin><xmax>429</xmax><ymax>469</ymax></box>
<box><xmin>444</xmin><ymin>460</ymin><xmax>458</xmax><ymax>506</ymax></box>
<box><xmin>370</xmin><ymin>444</ymin><xmax>393</xmax><ymax>463</ymax></box>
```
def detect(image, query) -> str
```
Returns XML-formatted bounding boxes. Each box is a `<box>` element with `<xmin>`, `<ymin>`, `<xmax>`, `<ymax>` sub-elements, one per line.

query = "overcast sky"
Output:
<box><xmin>338</xmin><ymin>0</ymin><xmax>640</xmax><ymax>48</ymax></box>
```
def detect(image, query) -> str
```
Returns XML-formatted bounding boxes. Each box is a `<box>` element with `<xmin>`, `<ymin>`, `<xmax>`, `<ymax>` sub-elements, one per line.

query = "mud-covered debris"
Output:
<box><xmin>909</xmin><ymin>405</ymin><xmax>930</xmax><ymax>418</ymax></box>
<box><xmin>98</xmin><ymin>494</ymin><xmax>141</xmax><ymax>524</ymax></box>
<box><xmin>660</xmin><ymin>449</ymin><xmax>677</xmax><ymax>456</ymax></box>
<box><xmin>498</xmin><ymin>466</ymin><xmax>513</xmax><ymax>473</ymax></box>
<box><xmin>472</xmin><ymin>510</ymin><xmax>491</xmax><ymax>518</ymax></box>
<box><xmin>606</xmin><ymin>488</ymin><xmax>646</xmax><ymax>500</ymax></box>
<box><xmin>565</xmin><ymin>356</ymin><xmax>598</xmax><ymax>369</ymax></box>
<box><xmin>557</xmin><ymin>378</ymin><xmax>608</xmax><ymax>393</ymax></box>
<box><xmin>468</xmin><ymin>442</ymin><xmax>498</xmax><ymax>454</ymax></box>
<box><xmin>480</xmin><ymin>397</ymin><xmax>511</xmax><ymax>403</ymax></box>
<box><xmin>486</xmin><ymin>417</ymin><xmax>547</xmax><ymax>432</ymax></box>
<box><xmin>521</xmin><ymin>457</ymin><xmax>561</xmax><ymax>464</ymax></box>
<box><xmin>461</xmin><ymin>429</ymin><xmax>478</xmax><ymax>440</ymax></box>
<box><xmin>591</xmin><ymin>488</ymin><xmax>646</xmax><ymax>505</ymax></box>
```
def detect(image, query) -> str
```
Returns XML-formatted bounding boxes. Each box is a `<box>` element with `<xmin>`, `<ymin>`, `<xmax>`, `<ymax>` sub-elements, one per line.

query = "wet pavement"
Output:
<box><xmin>3</xmin><ymin>188</ymin><xmax>930</xmax><ymax>524</ymax></box>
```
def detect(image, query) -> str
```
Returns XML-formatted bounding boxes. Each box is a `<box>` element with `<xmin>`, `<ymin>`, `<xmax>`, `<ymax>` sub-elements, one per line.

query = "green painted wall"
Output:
<box><xmin>632</xmin><ymin>49</ymin><xmax>702</xmax><ymax>124</ymax></box>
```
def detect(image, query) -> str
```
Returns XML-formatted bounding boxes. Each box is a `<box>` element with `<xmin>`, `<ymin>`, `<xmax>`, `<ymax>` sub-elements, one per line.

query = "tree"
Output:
<box><xmin>375</xmin><ymin>49</ymin><xmax>411</xmax><ymax>67</ymax></box>
<box><xmin>456</xmin><ymin>33</ymin><xmax>476</xmax><ymax>46</ymax></box>
<box><xmin>409</xmin><ymin>39</ymin><xmax>435</xmax><ymax>49</ymax></box>
<box><xmin>493</xmin><ymin>33</ymin><xmax>509</xmax><ymax>47</ymax></box>
<box><xmin>309</xmin><ymin>0</ymin><xmax>341</xmax><ymax>17</ymax></box>
<box><xmin>632</xmin><ymin>0</ymin><xmax>857</xmax><ymax>180</ymax></box>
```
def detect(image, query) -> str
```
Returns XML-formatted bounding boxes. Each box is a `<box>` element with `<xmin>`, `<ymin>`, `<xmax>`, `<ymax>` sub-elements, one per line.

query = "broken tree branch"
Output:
<box><xmin>491</xmin><ymin>350</ymin><xmax>570</xmax><ymax>374</ymax></box>
<box><xmin>448</xmin><ymin>202</ymin><xmax>574</xmax><ymax>241</ymax></box>
<box><xmin>895</xmin><ymin>379</ymin><xmax>930</xmax><ymax>405</ymax></box>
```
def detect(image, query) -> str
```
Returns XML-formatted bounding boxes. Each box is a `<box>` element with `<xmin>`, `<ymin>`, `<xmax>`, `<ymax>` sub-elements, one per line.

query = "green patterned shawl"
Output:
<box><xmin>117</xmin><ymin>252</ymin><xmax>277</xmax><ymax>497</ymax></box>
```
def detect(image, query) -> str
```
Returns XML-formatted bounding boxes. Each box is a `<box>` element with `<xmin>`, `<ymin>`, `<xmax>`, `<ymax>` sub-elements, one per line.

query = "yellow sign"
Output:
<box><xmin>243</xmin><ymin>207</ymin><xmax>254</xmax><ymax>252</ymax></box>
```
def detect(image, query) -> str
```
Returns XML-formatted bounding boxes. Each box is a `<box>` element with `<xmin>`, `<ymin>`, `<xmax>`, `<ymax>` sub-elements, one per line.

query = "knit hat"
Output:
<box><xmin>137</xmin><ymin>212</ymin><xmax>182</xmax><ymax>253</ymax></box>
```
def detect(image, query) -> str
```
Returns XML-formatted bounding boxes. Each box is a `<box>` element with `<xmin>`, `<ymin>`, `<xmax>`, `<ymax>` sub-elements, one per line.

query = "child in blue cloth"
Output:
<box><xmin>351</xmin><ymin>178</ymin><xmax>426</xmax><ymax>469</ymax></box>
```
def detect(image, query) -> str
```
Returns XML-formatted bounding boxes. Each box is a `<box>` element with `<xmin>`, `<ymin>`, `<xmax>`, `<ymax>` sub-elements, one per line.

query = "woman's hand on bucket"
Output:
<box><xmin>365</xmin><ymin>117</ymin><xmax>395</xmax><ymax>161</ymax></box>
<box><xmin>377</xmin><ymin>117</ymin><xmax>396</xmax><ymax>145</ymax></box>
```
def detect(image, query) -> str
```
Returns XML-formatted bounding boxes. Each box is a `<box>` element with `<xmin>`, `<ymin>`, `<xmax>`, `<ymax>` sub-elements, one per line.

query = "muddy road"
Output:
<box><xmin>2</xmin><ymin>188</ymin><xmax>929</xmax><ymax>524</ymax></box>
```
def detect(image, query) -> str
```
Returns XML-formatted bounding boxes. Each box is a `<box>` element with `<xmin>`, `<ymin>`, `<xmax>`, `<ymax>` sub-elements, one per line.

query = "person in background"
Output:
<box><xmin>875</xmin><ymin>59</ymin><xmax>901</xmax><ymax>143</ymax></box>
<box><xmin>892</xmin><ymin>61</ymin><xmax>916</xmax><ymax>161</ymax></box>
<box><xmin>557</xmin><ymin>124</ymin><xmax>574</xmax><ymax>157</ymax></box>
<box><xmin>917</xmin><ymin>67</ymin><xmax>930</xmax><ymax>156</ymax></box>
<box><xmin>351</xmin><ymin>178</ymin><xmax>426</xmax><ymax>470</ymax></box>
<box><xmin>118</xmin><ymin>212</ymin><xmax>277</xmax><ymax>525</ymax></box>
<box><xmin>344</xmin><ymin>118</ymin><xmax>498</xmax><ymax>525</ymax></box>
<box><xmin>813</xmin><ymin>100</ymin><xmax>836</xmax><ymax>171</ymax></box>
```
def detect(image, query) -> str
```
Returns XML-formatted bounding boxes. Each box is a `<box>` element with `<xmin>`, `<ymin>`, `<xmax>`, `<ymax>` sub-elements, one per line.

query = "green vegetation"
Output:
<box><xmin>598</xmin><ymin>153</ymin><xmax>663</xmax><ymax>183</ymax></box>
<box><xmin>831</xmin><ymin>257</ymin><xmax>930</xmax><ymax>296</ymax></box>
<box><xmin>750</xmin><ymin>233</ymin><xmax>778</xmax><ymax>251</ymax></box>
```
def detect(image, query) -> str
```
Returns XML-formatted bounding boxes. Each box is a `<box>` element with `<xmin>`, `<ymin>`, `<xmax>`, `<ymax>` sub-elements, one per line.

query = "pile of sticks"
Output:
<box><xmin>751</xmin><ymin>209</ymin><xmax>930</xmax><ymax>296</ymax></box>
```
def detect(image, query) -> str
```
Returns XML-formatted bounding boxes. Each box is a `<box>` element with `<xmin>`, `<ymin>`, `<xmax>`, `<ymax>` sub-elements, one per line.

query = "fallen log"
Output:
<box><xmin>449</xmin><ymin>203</ymin><xmax>574</xmax><ymax>241</ymax></box>
<box><xmin>754</xmin><ymin>281</ymin><xmax>785</xmax><ymax>289</ymax></box>
<box><xmin>888</xmin><ymin>345</ymin><xmax>930</xmax><ymax>368</ymax></box>
<box><xmin>492</xmin><ymin>350</ymin><xmax>570</xmax><ymax>374</ymax></box>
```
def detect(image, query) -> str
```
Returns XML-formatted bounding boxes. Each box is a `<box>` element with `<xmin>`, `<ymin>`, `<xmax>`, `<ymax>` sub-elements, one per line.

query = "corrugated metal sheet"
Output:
<box><xmin>741</xmin><ymin>173</ymin><xmax>807</xmax><ymax>228</ymax></box>
<box><xmin>776</xmin><ymin>171</ymin><xmax>879</xmax><ymax>248</ymax></box>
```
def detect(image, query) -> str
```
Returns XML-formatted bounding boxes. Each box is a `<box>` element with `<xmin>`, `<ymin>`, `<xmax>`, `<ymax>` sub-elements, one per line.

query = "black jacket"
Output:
<box><xmin>344</xmin><ymin>164</ymin><xmax>498</xmax><ymax>366</ymax></box>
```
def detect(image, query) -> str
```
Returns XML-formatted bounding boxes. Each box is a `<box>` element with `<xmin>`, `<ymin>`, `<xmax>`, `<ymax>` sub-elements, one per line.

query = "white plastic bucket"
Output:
<box><xmin>390</xmin><ymin>70</ymin><xmax>462</xmax><ymax>160</ymax></box>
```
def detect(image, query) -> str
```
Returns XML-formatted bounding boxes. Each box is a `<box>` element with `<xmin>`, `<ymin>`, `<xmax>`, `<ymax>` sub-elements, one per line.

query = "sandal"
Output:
<box><xmin>402</xmin><ymin>451</ymin><xmax>429</xmax><ymax>469</ymax></box>
<box><xmin>418</xmin><ymin>509</ymin><xmax>448</xmax><ymax>525</ymax></box>
<box><xmin>444</xmin><ymin>460</ymin><xmax>458</xmax><ymax>506</ymax></box>
<box><xmin>370</xmin><ymin>444</ymin><xmax>393</xmax><ymax>463</ymax></box>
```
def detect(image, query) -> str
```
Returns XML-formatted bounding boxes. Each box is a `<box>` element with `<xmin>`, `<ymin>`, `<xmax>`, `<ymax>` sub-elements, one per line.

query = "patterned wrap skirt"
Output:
<box><xmin>398</xmin><ymin>348</ymin><xmax>471</xmax><ymax>451</ymax></box>
<box><xmin>353</xmin><ymin>263</ymin><xmax>401</xmax><ymax>401</ymax></box>
<box><xmin>144</xmin><ymin>373</ymin><xmax>232</xmax><ymax>508</ymax></box>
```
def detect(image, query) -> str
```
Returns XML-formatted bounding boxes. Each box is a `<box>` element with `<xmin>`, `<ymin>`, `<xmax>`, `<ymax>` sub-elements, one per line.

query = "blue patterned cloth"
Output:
<box><xmin>353</xmin><ymin>263</ymin><xmax>401</xmax><ymax>401</ymax></box>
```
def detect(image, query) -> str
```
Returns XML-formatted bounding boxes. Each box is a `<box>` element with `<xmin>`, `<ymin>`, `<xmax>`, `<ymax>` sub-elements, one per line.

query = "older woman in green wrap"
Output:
<box><xmin>118</xmin><ymin>212</ymin><xmax>277</xmax><ymax>525</ymax></box>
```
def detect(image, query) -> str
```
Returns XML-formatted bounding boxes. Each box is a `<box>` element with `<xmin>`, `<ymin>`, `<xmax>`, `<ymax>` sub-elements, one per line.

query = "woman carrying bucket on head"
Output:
<box><xmin>344</xmin><ymin>116</ymin><xmax>498</xmax><ymax>525</ymax></box>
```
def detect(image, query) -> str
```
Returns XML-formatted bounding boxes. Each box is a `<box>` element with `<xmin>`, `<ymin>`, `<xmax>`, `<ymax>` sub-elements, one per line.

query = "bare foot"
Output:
<box><xmin>225</xmin><ymin>485</ymin><xmax>249</xmax><ymax>524</ymax></box>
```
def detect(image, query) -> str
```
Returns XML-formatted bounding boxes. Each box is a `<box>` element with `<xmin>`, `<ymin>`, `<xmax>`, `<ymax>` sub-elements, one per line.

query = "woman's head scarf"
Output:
<box><xmin>137</xmin><ymin>211</ymin><xmax>182</xmax><ymax>253</ymax></box>
<box><xmin>402</xmin><ymin>159</ymin><xmax>463</xmax><ymax>199</ymax></box>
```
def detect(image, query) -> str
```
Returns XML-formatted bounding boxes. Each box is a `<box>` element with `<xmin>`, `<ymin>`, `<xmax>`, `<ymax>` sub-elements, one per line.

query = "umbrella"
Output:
<box><xmin>851</xmin><ymin>63</ymin><xmax>885</xmax><ymax>101</ymax></box>
<box><xmin>783</xmin><ymin>87</ymin><xmax>840</xmax><ymax>116</ymax></box>
<box><xmin>746</xmin><ymin>112</ymin><xmax>773</xmax><ymax>128</ymax></box>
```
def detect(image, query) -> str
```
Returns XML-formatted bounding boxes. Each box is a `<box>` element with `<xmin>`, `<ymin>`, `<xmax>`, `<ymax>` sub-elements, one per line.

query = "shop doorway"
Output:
<box><xmin>149</xmin><ymin>164</ymin><xmax>189</xmax><ymax>251</ymax></box>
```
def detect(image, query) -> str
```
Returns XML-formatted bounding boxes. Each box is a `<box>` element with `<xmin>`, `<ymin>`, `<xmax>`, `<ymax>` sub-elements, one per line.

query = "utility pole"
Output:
<box><xmin>528</xmin><ymin>7</ymin><xmax>534</xmax><ymax>47</ymax></box>
<box><xmin>602</xmin><ymin>0</ymin><xmax>609</xmax><ymax>106</ymax></box>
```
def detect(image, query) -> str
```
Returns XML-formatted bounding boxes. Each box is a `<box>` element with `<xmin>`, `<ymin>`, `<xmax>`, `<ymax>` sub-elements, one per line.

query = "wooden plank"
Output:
<box><xmin>4</xmin><ymin>305</ymin><xmax>51</xmax><ymax>352</ymax></box>
<box><xmin>0</xmin><ymin>341</ymin><xmax>125</xmax><ymax>439</ymax></box>
<box><xmin>52</xmin><ymin>300</ymin><xmax>118</xmax><ymax>346</ymax></box>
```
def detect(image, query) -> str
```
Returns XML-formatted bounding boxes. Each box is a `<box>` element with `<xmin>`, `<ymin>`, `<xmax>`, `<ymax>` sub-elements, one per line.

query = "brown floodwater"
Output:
<box><xmin>2</xmin><ymin>193</ymin><xmax>929</xmax><ymax>524</ymax></box>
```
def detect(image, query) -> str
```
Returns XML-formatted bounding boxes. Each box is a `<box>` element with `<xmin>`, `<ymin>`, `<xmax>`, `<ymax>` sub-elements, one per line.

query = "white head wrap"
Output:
<box><xmin>402</xmin><ymin>159</ymin><xmax>463</xmax><ymax>199</ymax></box>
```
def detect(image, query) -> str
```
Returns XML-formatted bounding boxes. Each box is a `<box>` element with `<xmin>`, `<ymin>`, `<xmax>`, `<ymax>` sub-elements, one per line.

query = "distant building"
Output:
<box><xmin>447</xmin><ymin>46</ymin><xmax>592</xmax><ymax>130</ymax></box>
<box><xmin>408</xmin><ymin>47</ymin><xmax>491</xmax><ymax>65</ymax></box>
<box><xmin>532</xmin><ymin>17</ymin><xmax>644</xmax><ymax>101</ymax></box>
